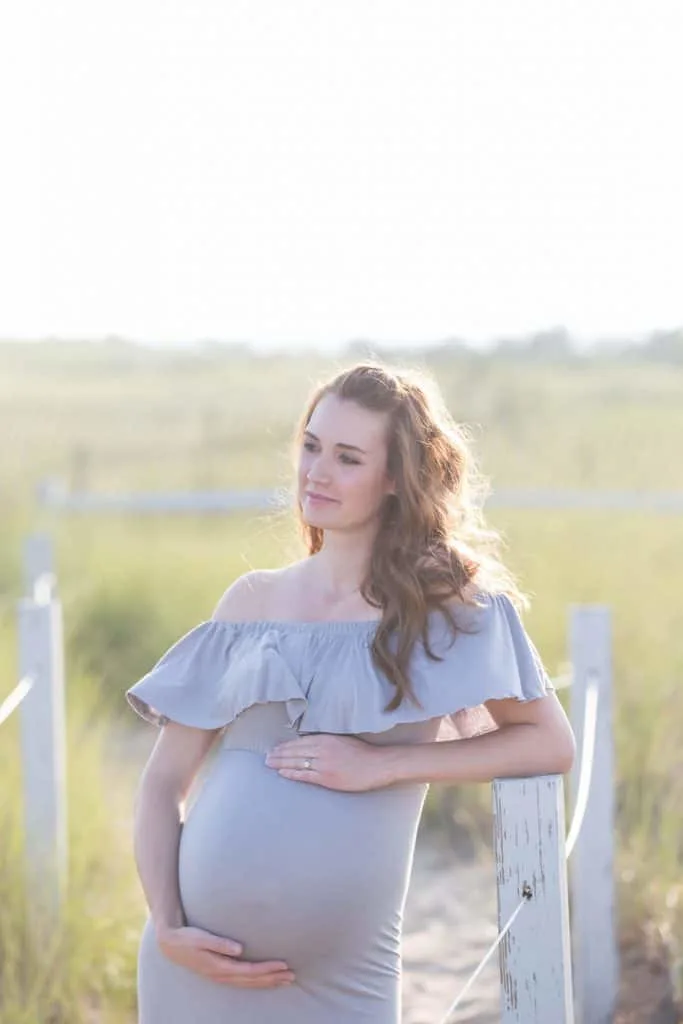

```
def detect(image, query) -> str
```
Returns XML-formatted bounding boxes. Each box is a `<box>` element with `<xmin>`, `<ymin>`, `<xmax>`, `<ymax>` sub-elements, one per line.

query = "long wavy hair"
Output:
<box><xmin>291</xmin><ymin>361</ymin><xmax>527</xmax><ymax>714</ymax></box>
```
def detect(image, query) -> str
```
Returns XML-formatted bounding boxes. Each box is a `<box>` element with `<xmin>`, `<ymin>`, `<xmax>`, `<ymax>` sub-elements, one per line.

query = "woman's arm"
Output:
<box><xmin>133</xmin><ymin>723</ymin><xmax>219</xmax><ymax>933</ymax></box>
<box><xmin>132</xmin><ymin>573</ymin><xmax>266</xmax><ymax>931</ymax></box>
<box><xmin>381</xmin><ymin>691</ymin><xmax>576</xmax><ymax>786</ymax></box>
<box><xmin>266</xmin><ymin>693</ymin><xmax>575</xmax><ymax>791</ymax></box>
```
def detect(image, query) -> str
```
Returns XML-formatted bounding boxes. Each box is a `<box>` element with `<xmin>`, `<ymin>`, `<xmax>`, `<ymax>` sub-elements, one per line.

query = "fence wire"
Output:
<box><xmin>0</xmin><ymin>674</ymin><xmax>33</xmax><ymax>727</ymax></box>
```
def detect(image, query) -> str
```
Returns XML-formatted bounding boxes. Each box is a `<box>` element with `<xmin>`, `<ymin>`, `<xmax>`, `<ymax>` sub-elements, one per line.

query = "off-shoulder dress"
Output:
<box><xmin>125</xmin><ymin>590</ymin><xmax>554</xmax><ymax>1024</ymax></box>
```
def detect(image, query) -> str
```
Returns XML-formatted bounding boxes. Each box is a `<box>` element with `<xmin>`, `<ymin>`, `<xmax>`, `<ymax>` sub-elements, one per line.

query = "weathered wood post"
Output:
<box><xmin>22</xmin><ymin>531</ymin><xmax>55</xmax><ymax>599</ymax></box>
<box><xmin>17</xmin><ymin>533</ymin><xmax>67</xmax><ymax>938</ymax></box>
<box><xmin>493</xmin><ymin>774</ymin><xmax>574</xmax><ymax>1022</ymax></box>
<box><xmin>568</xmin><ymin>605</ymin><xmax>617</xmax><ymax>1024</ymax></box>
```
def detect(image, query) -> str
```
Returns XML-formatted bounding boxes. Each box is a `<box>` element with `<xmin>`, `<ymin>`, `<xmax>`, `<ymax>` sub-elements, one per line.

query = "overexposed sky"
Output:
<box><xmin>5</xmin><ymin>1</ymin><xmax>683</xmax><ymax>349</ymax></box>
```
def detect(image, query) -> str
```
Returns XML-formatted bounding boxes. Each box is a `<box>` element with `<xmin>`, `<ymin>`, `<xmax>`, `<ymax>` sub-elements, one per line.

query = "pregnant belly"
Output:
<box><xmin>177</xmin><ymin>749</ymin><xmax>427</xmax><ymax>971</ymax></box>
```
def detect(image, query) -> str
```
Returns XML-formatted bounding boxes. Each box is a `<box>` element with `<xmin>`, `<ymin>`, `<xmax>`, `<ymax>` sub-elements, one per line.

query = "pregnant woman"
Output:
<box><xmin>126</xmin><ymin>361</ymin><xmax>576</xmax><ymax>1023</ymax></box>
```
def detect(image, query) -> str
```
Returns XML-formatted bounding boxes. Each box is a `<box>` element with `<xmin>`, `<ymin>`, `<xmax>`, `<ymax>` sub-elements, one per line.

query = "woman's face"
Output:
<box><xmin>298</xmin><ymin>394</ymin><xmax>395</xmax><ymax>530</ymax></box>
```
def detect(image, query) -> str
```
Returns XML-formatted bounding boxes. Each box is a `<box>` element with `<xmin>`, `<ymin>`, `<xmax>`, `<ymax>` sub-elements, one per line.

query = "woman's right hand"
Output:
<box><xmin>155</xmin><ymin>924</ymin><xmax>296</xmax><ymax>988</ymax></box>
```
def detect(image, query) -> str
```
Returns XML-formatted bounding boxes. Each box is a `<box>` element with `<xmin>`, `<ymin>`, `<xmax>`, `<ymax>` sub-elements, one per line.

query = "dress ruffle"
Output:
<box><xmin>125</xmin><ymin>592</ymin><xmax>554</xmax><ymax>736</ymax></box>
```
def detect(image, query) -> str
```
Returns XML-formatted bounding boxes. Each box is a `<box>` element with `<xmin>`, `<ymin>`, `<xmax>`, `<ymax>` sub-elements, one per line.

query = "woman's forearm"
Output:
<box><xmin>381</xmin><ymin>723</ymin><xmax>575</xmax><ymax>786</ymax></box>
<box><xmin>133</xmin><ymin>774</ymin><xmax>186</xmax><ymax>933</ymax></box>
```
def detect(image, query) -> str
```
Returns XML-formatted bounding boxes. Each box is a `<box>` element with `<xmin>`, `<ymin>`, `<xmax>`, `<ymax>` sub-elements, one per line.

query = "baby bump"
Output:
<box><xmin>177</xmin><ymin>749</ymin><xmax>426</xmax><ymax>969</ymax></box>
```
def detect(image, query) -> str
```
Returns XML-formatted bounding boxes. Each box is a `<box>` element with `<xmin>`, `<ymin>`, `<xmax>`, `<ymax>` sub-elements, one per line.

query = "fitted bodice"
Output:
<box><xmin>219</xmin><ymin>700</ymin><xmax>442</xmax><ymax>756</ymax></box>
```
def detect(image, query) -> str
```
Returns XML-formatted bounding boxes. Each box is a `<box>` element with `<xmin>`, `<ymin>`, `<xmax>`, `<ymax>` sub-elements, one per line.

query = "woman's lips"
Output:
<box><xmin>305</xmin><ymin>492</ymin><xmax>339</xmax><ymax>504</ymax></box>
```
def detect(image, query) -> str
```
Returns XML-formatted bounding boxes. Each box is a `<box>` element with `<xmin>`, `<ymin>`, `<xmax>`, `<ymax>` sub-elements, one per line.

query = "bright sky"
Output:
<box><xmin>6</xmin><ymin>1</ymin><xmax>683</xmax><ymax>350</ymax></box>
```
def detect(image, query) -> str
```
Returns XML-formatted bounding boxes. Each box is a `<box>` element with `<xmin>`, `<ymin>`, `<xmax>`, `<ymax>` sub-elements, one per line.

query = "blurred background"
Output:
<box><xmin>2</xmin><ymin>1</ymin><xmax>682</xmax><ymax>1020</ymax></box>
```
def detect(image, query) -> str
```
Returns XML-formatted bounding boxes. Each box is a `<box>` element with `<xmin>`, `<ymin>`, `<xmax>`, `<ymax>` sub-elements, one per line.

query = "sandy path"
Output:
<box><xmin>401</xmin><ymin>828</ymin><xmax>500</xmax><ymax>1024</ymax></box>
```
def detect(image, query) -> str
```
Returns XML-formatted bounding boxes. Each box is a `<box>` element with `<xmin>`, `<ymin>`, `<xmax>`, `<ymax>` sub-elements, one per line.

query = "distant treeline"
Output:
<box><xmin>345</xmin><ymin>325</ymin><xmax>683</xmax><ymax>364</ymax></box>
<box><xmin>1</xmin><ymin>325</ymin><xmax>682</xmax><ymax>364</ymax></box>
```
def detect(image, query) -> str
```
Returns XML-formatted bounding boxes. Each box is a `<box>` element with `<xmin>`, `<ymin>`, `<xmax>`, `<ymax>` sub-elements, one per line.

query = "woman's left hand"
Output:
<box><xmin>265</xmin><ymin>734</ymin><xmax>392</xmax><ymax>792</ymax></box>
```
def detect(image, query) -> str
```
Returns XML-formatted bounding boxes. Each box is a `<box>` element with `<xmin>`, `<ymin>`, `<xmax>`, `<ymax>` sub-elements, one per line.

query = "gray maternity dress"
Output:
<box><xmin>125</xmin><ymin>590</ymin><xmax>553</xmax><ymax>1024</ymax></box>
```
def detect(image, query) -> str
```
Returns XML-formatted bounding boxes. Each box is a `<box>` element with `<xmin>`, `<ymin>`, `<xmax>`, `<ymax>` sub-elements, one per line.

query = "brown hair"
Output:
<box><xmin>291</xmin><ymin>361</ymin><xmax>527</xmax><ymax>713</ymax></box>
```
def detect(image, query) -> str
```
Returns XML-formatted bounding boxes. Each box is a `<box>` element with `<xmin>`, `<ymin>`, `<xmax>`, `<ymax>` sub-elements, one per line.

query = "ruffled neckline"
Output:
<box><xmin>197</xmin><ymin>591</ymin><xmax>490</xmax><ymax>636</ymax></box>
<box><xmin>197</xmin><ymin>617</ymin><xmax>383</xmax><ymax>635</ymax></box>
<box><xmin>126</xmin><ymin>590</ymin><xmax>552</xmax><ymax>736</ymax></box>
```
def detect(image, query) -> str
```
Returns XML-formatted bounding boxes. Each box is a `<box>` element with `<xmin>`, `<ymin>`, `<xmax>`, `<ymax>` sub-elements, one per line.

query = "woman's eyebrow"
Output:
<box><xmin>303</xmin><ymin>430</ymin><xmax>367</xmax><ymax>454</ymax></box>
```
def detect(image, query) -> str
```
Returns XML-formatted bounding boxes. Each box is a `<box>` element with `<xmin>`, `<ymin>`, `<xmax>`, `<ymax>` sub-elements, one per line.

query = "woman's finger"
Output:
<box><xmin>209</xmin><ymin>957</ymin><xmax>295</xmax><ymax>986</ymax></box>
<box><xmin>276</xmin><ymin>767</ymin><xmax>320</xmax><ymax>783</ymax></box>
<box><xmin>265</xmin><ymin>752</ymin><xmax>316</xmax><ymax>767</ymax></box>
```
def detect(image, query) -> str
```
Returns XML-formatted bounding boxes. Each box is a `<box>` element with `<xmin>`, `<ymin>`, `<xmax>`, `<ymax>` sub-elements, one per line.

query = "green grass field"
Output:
<box><xmin>1</xmin><ymin>341</ymin><xmax>681</xmax><ymax>1020</ymax></box>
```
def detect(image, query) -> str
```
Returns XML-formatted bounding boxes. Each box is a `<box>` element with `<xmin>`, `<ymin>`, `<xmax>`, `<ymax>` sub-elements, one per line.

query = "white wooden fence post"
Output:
<box><xmin>17</xmin><ymin>534</ymin><xmax>67</xmax><ymax>938</ymax></box>
<box><xmin>22</xmin><ymin>532</ymin><xmax>55</xmax><ymax>598</ymax></box>
<box><xmin>569</xmin><ymin>605</ymin><xmax>618</xmax><ymax>1024</ymax></box>
<box><xmin>493</xmin><ymin>775</ymin><xmax>574</xmax><ymax>1022</ymax></box>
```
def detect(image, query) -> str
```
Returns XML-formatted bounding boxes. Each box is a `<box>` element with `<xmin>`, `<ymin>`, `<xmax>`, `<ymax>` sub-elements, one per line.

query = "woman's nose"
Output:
<box><xmin>307</xmin><ymin>462</ymin><xmax>332</xmax><ymax>485</ymax></box>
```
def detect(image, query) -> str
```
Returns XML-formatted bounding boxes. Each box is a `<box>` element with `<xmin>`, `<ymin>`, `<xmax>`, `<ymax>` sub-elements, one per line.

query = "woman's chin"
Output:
<box><xmin>302</xmin><ymin>509</ymin><xmax>332</xmax><ymax>527</ymax></box>
<box><xmin>300</xmin><ymin>496</ymin><xmax>341</xmax><ymax>522</ymax></box>
<box><xmin>301</xmin><ymin>504</ymin><xmax>345</xmax><ymax>529</ymax></box>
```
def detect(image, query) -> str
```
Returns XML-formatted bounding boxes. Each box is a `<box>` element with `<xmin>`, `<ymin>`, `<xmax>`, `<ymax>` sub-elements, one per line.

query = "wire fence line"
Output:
<box><xmin>0</xmin><ymin>674</ymin><xmax>33</xmax><ymax>727</ymax></box>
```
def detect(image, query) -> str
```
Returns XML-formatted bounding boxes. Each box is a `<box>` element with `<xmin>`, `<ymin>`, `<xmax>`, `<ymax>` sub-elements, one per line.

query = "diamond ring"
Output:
<box><xmin>303</xmin><ymin>758</ymin><xmax>313</xmax><ymax>770</ymax></box>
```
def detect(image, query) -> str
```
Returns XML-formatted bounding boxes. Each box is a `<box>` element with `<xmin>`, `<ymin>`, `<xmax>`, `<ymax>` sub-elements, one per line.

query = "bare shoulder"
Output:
<box><xmin>210</xmin><ymin>564</ymin><xmax>302</xmax><ymax>622</ymax></box>
<box><xmin>210</xmin><ymin>569</ymin><xmax>274</xmax><ymax>622</ymax></box>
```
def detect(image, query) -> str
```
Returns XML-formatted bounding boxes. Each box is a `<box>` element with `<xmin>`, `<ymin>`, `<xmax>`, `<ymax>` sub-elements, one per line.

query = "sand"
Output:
<box><xmin>401</xmin><ymin>826</ymin><xmax>500</xmax><ymax>1024</ymax></box>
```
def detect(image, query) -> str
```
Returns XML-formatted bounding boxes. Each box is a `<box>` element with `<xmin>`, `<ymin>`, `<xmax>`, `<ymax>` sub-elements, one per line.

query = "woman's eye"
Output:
<box><xmin>302</xmin><ymin>442</ymin><xmax>359</xmax><ymax>466</ymax></box>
